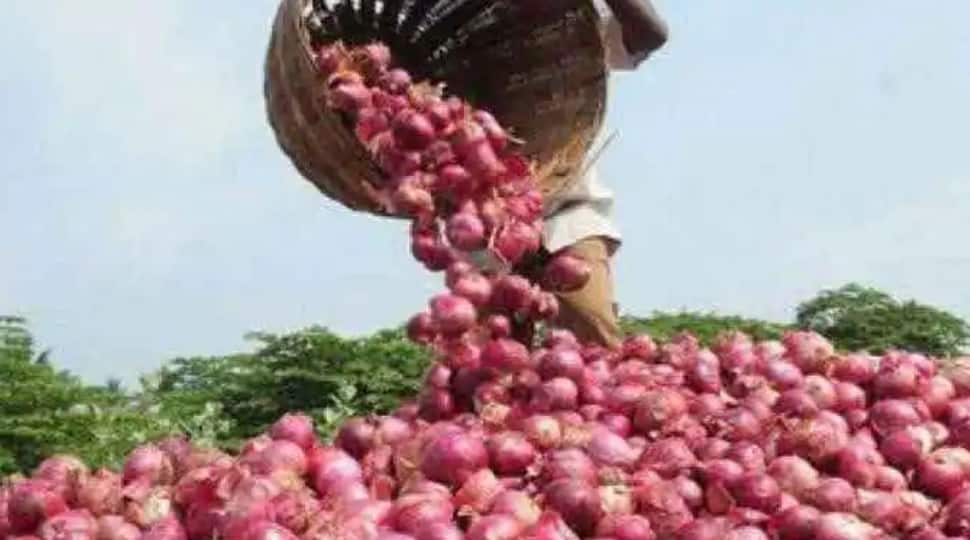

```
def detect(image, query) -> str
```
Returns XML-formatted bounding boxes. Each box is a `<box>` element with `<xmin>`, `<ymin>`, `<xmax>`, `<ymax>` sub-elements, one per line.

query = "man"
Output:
<box><xmin>542</xmin><ymin>0</ymin><xmax>668</xmax><ymax>348</ymax></box>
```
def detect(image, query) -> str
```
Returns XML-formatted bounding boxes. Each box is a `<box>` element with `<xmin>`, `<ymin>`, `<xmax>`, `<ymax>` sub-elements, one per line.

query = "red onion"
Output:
<box><xmin>34</xmin><ymin>456</ymin><xmax>88</xmax><ymax>502</ymax></box>
<box><xmin>803</xmin><ymin>375</ymin><xmax>837</xmax><ymax>410</ymax></box>
<box><xmin>420</xmin><ymin>431</ymin><xmax>488</xmax><ymax>487</ymax></box>
<box><xmin>243</xmin><ymin>440</ymin><xmax>308</xmax><ymax>478</ymax></box>
<box><xmin>451</xmin><ymin>274</ymin><xmax>493</xmax><ymax>307</ymax></box>
<box><xmin>141</xmin><ymin>517</ymin><xmax>187</xmax><ymax>540</ymax></box>
<box><xmin>38</xmin><ymin>509</ymin><xmax>97</xmax><ymax>540</ymax></box>
<box><xmin>874</xmin><ymin>466</ymin><xmax>908</xmax><ymax>492</ymax></box>
<box><xmin>407</xmin><ymin>313</ymin><xmax>437</xmax><ymax>345</ymax></box>
<box><xmin>466</xmin><ymin>515</ymin><xmax>523</xmax><ymax>540</ymax></box>
<box><xmin>429</xmin><ymin>294</ymin><xmax>477</xmax><ymax>336</ymax></box>
<box><xmin>531</xmin><ymin>378</ymin><xmax>579</xmax><ymax>412</ymax></box>
<box><xmin>454</xmin><ymin>469</ymin><xmax>504</xmax><ymax>513</ymax></box>
<box><xmin>66</xmin><ymin>468</ymin><xmax>119</xmax><ymax>518</ymax></box>
<box><xmin>622</xmin><ymin>335</ymin><xmax>658</xmax><ymax>361</ymax></box>
<box><xmin>633</xmin><ymin>481</ymin><xmax>692</xmax><ymax>538</ymax></box>
<box><xmin>916</xmin><ymin>447</ymin><xmax>970</xmax><ymax>499</ymax></box>
<box><xmin>523</xmin><ymin>511</ymin><xmax>582</xmax><ymax>540</ymax></box>
<box><xmin>908</xmin><ymin>527</ymin><xmax>949</xmax><ymax>540</ymax></box>
<box><xmin>392</xmin><ymin>110</ymin><xmax>435</xmax><ymax>151</ymax></box>
<box><xmin>308</xmin><ymin>447</ymin><xmax>363</xmax><ymax>498</ymax></box>
<box><xmin>718</xmin><ymin>408</ymin><xmax>762</xmax><ymax>442</ymax></box>
<box><xmin>639</xmin><ymin>439</ymin><xmax>696</xmax><ymax>479</ymax></box>
<box><xmin>771</xmin><ymin>505</ymin><xmax>821</xmax><ymax>540</ymax></box>
<box><xmin>810</xmin><ymin>478</ymin><xmax>857</xmax><ymax>512</ymax></box>
<box><xmin>782</xmin><ymin>331</ymin><xmax>834</xmax><ymax>374</ymax></box>
<box><xmin>763</xmin><ymin>360</ymin><xmax>805</xmax><ymax>390</ymax></box>
<box><xmin>543</xmin><ymin>479</ymin><xmax>603</xmax><ymax>537</ymax></box>
<box><xmin>540</xmin><ymin>347</ymin><xmax>585</xmax><ymax>382</ymax></box>
<box><xmin>595</xmin><ymin>514</ymin><xmax>654</xmax><ymax>540</ymax></box>
<box><xmin>481</xmin><ymin>338</ymin><xmax>530</xmax><ymax>372</ymax></box>
<box><xmin>375</xmin><ymin>417</ymin><xmax>413</xmax><ymax>448</ymax></box>
<box><xmin>582</xmin><ymin>426</ymin><xmax>635</xmax><ymax>469</ymax></box>
<box><xmin>725</xmin><ymin>527</ymin><xmax>769</xmax><ymax>540</ymax></box>
<box><xmin>96</xmin><ymin>515</ymin><xmax>142</xmax><ymax>540</ymax></box>
<box><xmin>870</xmin><ymin>399</ymin><xmax>923</xmax><ymax>436</ymax></box>
<box><xmin>775</xmin><ymin>389</ymin><xmax>820</xmax><ymax>417</ymax></box>
<box><xmin>376</xmin><ymin>531</ymin><xmax>416</xmax><ymax>540</ymax></box>
<box><xmin>833</xmin><ymin>382</ymin><xmax>867</xmax><ymax>412</ymax></box>
<box><xmin>598</xmin><ymin>484</ymin><xmax>635</xmax><ymax>516</ymax></box>
<box><xmin>415</xmin><ymin>523</ymin><xmax>465</xmax><ymax>540</ymax></box>
<box><xmin>881</xmin><ymin>426</ymin><xmax>934</xmax><ymax>470</ymax></box>
<box><xmin>730</xmin><ymin>473</ymin><xmax>781</xmax><ymax>513</ymax></box>
<box><xmin>924</xmin><ymin>376</ymin><xmax>956</xmax><ymax>419</ymax></box>
<box><xmin>542</xmin><ymin>448</ymin><xmax>598</xmax><ymax>485</ymax></box>
<box><xmin>726</xmin><ymin>442</ymin><xmax>766</xmax><ymax>472</ymax></box>
<box><xmin>699</xmin><ymin>459</ymin><xmax>745</xmax><ymax>488</ymax></box>
<box><xmin>607</xmin><ymin>384</ymin><xmax>648</xmax><ymax>416</ymax></box>
<box><xmin>874</xmin><ymin>362</ymin><xmax>923</xmax><ymax>399</ymax></box>
<box><xmin>268</xmin><ymin>491</ymin><xmax>322</xmax><ymax>534</ymax></box>
<box><xmin>689</xmin><ymin>394</ymin><xmax>726</xmax><ymax>420</ymax></box>
<box><xmin>235</xmin><ymin>520</ymin><xmax>299</xmax><ymax>540</ymax></box>
<box><xmin>490</xmin><ymin>490</ymin><xmax>541</xmax><ymax>526</ymax></box>
<box><xmin>329</xmin><ymin>83</ymin><xmax>373</xmax><ymax>112</ymax></box>
<box><xmin>941</xmin><ymin>489</ymin><xmax>970</xmax><ymax>536</ymax></box>
<box><xmin>378</xmin><ymin>68</ymin><xmax>411</xmax><ymax>94</ymax></box>
<box><xmin>777</xmin><ymin>415</ymin><xmax>848</xmax><ymax>465</ymax></box>
<box><xmin>687</xmin><ymin>353</ymin><xmax>723</xmax><ymax>393</ymax></box>
<box><xmin>831</xmin><ymin>354</ymin><xmax>877</xmax><ymax>384</ymax></box>
<box><xmin>541</xmin><ymin>253</ymin><xmax>591</xmax><ymax>293</ymax></box>
<box><xmin>675</xmin><ymin>518</ymin><xmax>728</xmax><ymax>540</ymax></box>
<box><xmin>7</xmin><ymin>481</ymin><xmax>69</xmax><ymax>534</ymax></box>
<box><xmin>122</xmin><ymin>446</ymin><xmax>174</xmax><ymax>486</ymax></box>
<box><xmin>446</xmin><ymin>212</ymin><xmax>486</xmax><ymax>251</ymax></box>
<box><xmin>813</xmin><ymin>512</ymin><xmax>881</xmax><ymax>540</ymax></box>
<box><xmin>419</xmin><ymin>389</ymin><xmax>456</xmax><ymax>421</ymax></box>
<box><xmin>633</xmin><ymin>389</ymin><xmax>688</xmax><ymax>433</ymax></box>
<box><xmin>521</xmin><ymin>415</ymin><xmax>562</xmax><ymax>449</ymax></box>
<box><xmin>834</xmin><ymin>444</ymin><xmax>879</xmax><ymax>488</ymax></box>
<box><xmin>671</xmin><ymin>476</ymin><xmax>703</xmax><ymax>511</ymax></box>
<box><xmin>391</xmin><ymin>494</ymin><xmax>454</xmax><ymax>534</ymax></box>
<box><xmin>768</xmin><ymin>456</ymin><xmax>820</xmax><ymax>498</ymax></box>
<box><xmin>486</xmin><ymin>432</ymin><xmax>536</xmax><ymax>476</ymax></box>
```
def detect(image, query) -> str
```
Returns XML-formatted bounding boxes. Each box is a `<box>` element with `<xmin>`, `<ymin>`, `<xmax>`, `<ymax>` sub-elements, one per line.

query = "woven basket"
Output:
<box><xmin>265</xmin><ymin>0</ymin><xmax>607</xmax><ymax>217</ymax></box>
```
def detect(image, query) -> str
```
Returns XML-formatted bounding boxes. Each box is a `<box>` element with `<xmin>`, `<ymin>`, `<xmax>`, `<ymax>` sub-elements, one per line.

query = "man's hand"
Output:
<box><xmin>603</xmin><ymin>0</ymin><xmax>669</xmax><ymax>63</ymax></box>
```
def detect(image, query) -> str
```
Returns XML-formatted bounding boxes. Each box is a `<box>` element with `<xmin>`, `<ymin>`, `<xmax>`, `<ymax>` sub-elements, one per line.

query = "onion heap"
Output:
<box><xmin>5</xmin><ymin>42</ymin><xmax>970</xmax><ymax>540</ymax></box>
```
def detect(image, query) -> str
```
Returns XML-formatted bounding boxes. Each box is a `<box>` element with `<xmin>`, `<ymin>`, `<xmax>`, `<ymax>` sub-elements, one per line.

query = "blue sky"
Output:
<box><xmin>2</xmin><ymin>1</ymin><xmax>968</xmax><ymax>384</ymax></box>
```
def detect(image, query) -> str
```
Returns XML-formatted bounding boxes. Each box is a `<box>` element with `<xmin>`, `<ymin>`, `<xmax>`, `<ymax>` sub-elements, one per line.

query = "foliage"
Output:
<box><xmin>796</xmin><ymin>283</ymin><xmax>970</xmax><ymax>357</ymax></box>
<box><xmin>621</xmin><ymin>311</ymin><xmax>789</xmax><ymax>345</ymax></box>
<box><xmin>148</xmin><ymin>326</ymin><xmax>431</xmax><ymax>444</ymax></box>
<box><xmin>0</xmin><ymin>318</ymin><xmax>172</xmax><ymax>474</ymax></box>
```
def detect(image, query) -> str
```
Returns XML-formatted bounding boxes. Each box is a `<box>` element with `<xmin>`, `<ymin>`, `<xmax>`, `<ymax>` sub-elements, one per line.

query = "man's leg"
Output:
<box><xmin>553</xmin><ymin>236</ymin><xmax>622</xmax><ymax>348</ymax></box>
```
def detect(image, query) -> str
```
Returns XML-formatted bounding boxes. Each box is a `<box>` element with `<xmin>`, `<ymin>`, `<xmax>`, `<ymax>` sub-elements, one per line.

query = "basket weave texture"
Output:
<box><xmin>265</xmin><ymin>0</ymin><xmax>607</xmax><ymax>217</ymax></box>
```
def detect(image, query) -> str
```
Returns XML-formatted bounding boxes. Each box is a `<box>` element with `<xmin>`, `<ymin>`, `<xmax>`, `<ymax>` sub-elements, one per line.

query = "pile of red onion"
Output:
<box><xmin>6</xmin><ymin>42</ymin><xmax>970</xmax><ymax>540</ymax></box>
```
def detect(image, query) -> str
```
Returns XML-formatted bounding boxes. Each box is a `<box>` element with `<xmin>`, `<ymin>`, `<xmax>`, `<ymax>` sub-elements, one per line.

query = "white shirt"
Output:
<box><xmin>541</xmin><ymin>0</ymin><xmax>646</xmax><ymax>255</ymax></box>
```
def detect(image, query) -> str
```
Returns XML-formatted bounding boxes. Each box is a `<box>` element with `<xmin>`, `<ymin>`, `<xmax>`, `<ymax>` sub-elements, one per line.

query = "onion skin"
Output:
<box><xmin>420</xmin><ymin>431</ymin><xmax>488</xmax><ymax>487</ymax></box>
<box><xmin>543</xmin><ymin>479</ymin><xmax>604</xmax><ymax>537</ymax></box>
<box><xmin>7</xmin><ymin>481</ymin><xmax>70</xmax><ymax>534</ymax></box>
<box><xmin>771</xmin><ymin>505</ymin><xmax>821</xmax><ymax>540</ymax></box>
<box><xmin>730</xmin><ymin>473</ymin><xmax>782</xmax><ymax>513</ymax></box>
<box><xmin>466</xmin><ymin>515</ymin><xmax>523</xmax><ymax>540</ymax></box>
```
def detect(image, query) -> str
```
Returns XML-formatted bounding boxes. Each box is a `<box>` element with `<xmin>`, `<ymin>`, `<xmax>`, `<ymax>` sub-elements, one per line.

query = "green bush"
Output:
<box><xmin>621</xmin><ymin>311</ymin><xmax>789</xmax><ymax>345</ymax></box>
<box><xmin>796</xmin><ymin>283</ymin><xmax>970</xmax><ymax>357</ymax></box>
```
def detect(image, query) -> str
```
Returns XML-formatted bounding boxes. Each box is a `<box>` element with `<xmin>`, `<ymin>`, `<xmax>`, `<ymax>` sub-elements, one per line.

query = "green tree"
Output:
<box><xmin>621</xmin><ymin>311</ymin><xmax>789</xmax><ymax>346</ymax></box>
<box><xmin>0</xmin><ymin>317</ymin><xmax>192</xmax><ymax>474</ymax></box>
<box><xmin>149</xmin><ymin>326</ymin><xmax>430</xmax><ymax>444</ymax></box>
<box><xmin>796</xmin><ymin>283</ymin><xmax>970</xmax><ymax>357</ymax></box>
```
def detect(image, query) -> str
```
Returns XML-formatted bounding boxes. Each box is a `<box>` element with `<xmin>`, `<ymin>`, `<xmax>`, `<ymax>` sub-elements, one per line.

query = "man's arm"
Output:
<box><xmin>602</xmin><ymin>0</ymin><xmax>669</xmax><ymax>62</ymax></box>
